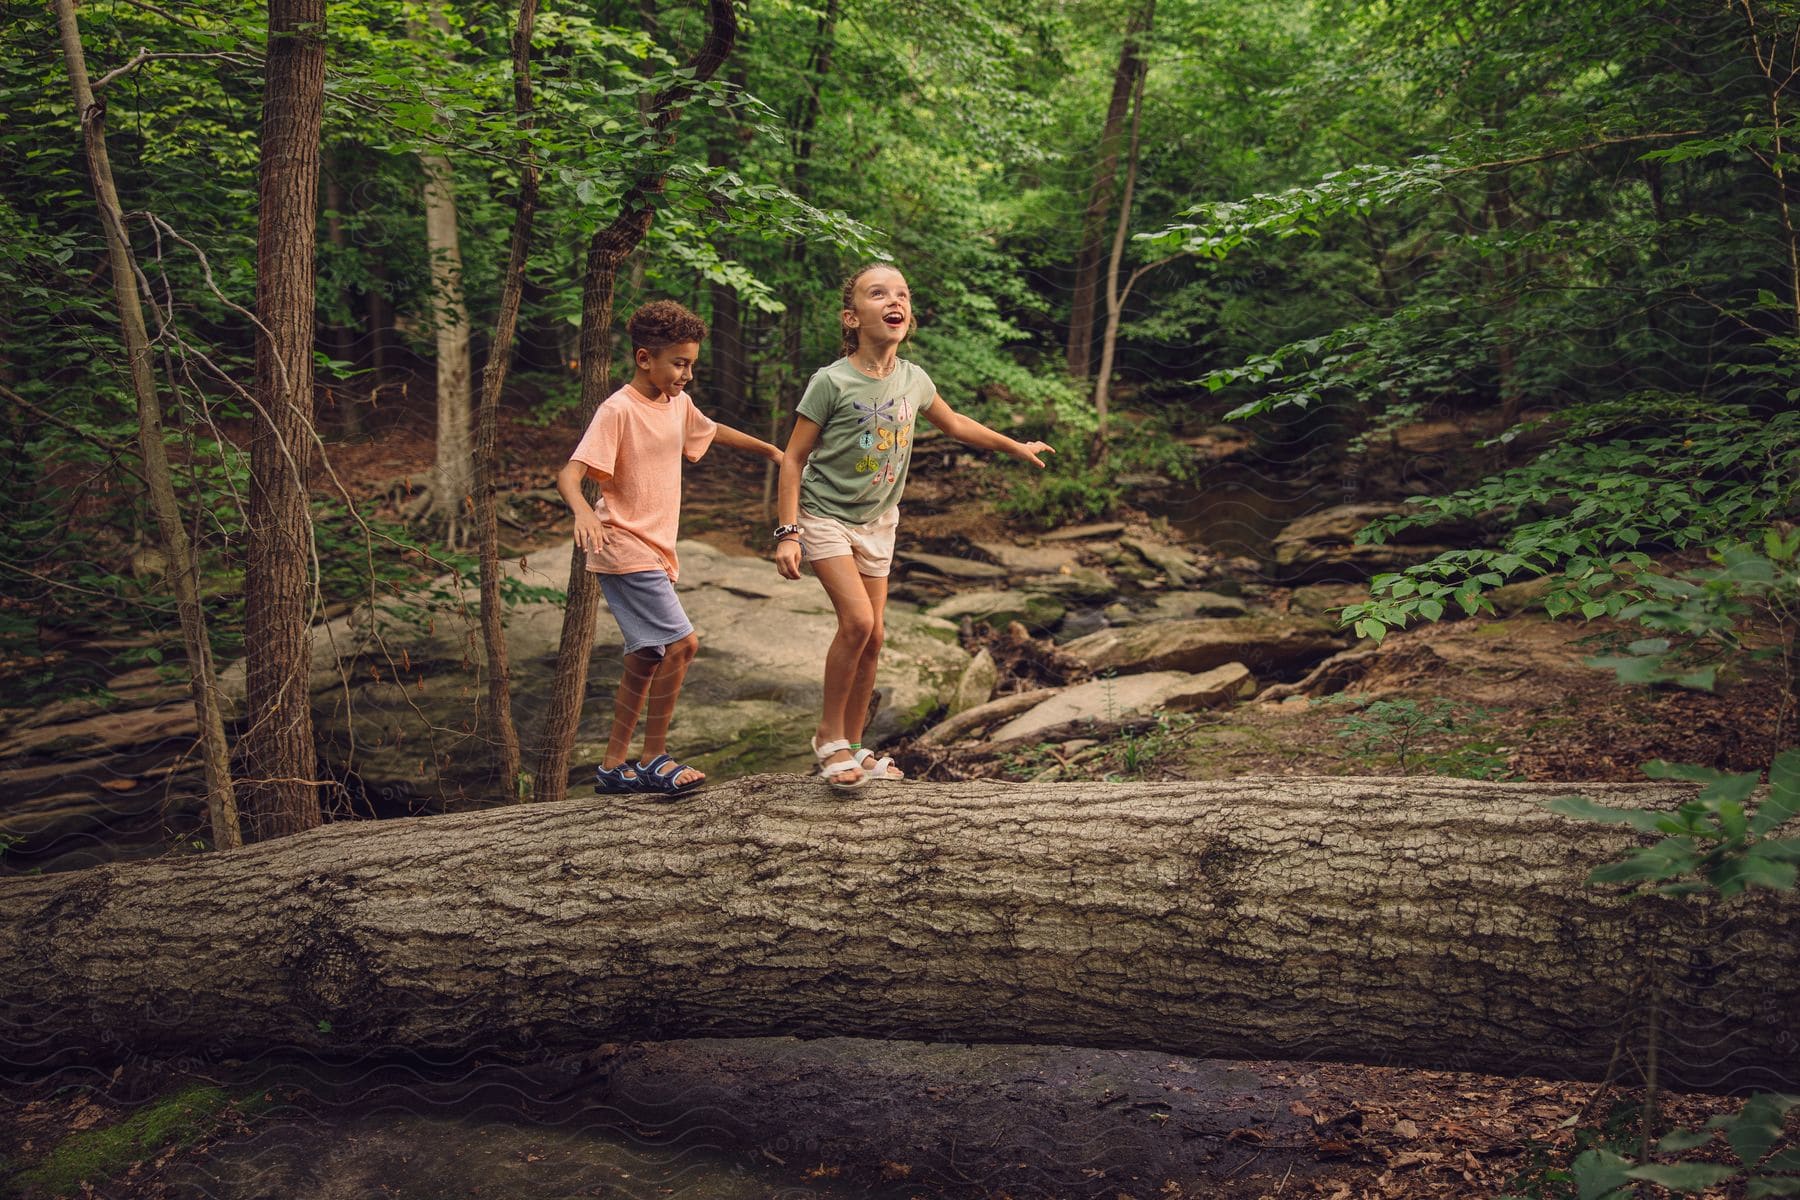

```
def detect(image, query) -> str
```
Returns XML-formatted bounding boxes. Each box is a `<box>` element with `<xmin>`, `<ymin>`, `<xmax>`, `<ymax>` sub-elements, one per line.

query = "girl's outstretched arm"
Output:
<box><xmin>920</xmin><ymin>394</ymin><xmax>1054</xmax><ymax>468</ymax></box>
<box><xmin>773</xmin><ymin>417</ymin><xmax>822</xmax><ymax>580</ymax></box>
<box><xmin>712</xmin><ymin>422</ymin><xmax>782</xmax><ymax>462</ymax></box>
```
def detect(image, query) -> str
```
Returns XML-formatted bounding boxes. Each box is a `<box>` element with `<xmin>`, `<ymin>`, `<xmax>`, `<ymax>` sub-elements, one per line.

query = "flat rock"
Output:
<box><xmin>988</xmin><ymin>664</ymin><xmax>1254</xmax><ymax>742</ymax></box>
<box><xmin>1040</xmin><ymin>522</ymin><xmax>1126</xmax><ymax>543</ymax></box>
<box><xmin>1019</xmin><ymin>567</ymin><xmax>1116</xmax><ymax>602</ymax></box>
<box><xmin>927</xmin><ymin>589</ymin><xmax>1066</xmax><ymax>633</ymax></box>
<box><xmin>896</xmin><ymin>550</ymin><xmax>1010</xmax><ymax>581</ymax></box>
<box><xmin>971</xmin><ymin>540</ymin><xmax>1081</xmax><ymax>574</ymax></box>
<box><xmin>1063</xmin><ymin>615</ymin><xmax>1347</xmax><ymax>679</ymax></box>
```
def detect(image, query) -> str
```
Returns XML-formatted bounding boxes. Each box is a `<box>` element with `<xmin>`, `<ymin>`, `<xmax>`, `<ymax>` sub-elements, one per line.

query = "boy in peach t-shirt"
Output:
<box><xmin>555</xmin><ymin>300</ymin><xmax>781</xmax><ymax>796</ymax></box>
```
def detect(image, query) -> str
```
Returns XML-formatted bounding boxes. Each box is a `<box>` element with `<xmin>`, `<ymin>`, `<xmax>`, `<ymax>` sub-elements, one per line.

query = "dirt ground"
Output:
<box><xmin>0</xmin><ymin>1039</ymin><xmax>1760</xmax><ymax>1200</ymax></box>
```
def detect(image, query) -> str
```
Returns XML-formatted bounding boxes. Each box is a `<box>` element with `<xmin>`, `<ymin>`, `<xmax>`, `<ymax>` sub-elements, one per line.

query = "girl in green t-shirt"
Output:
<box><xmin>773</xmin><ymin>264</ymin><xmax>1055</xmax><ymax>788</ymax></box>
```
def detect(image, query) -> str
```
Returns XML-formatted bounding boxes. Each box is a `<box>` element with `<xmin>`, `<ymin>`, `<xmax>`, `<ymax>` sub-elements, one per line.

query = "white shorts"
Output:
<box><xmin>798</xmin><ymin>505</ymin><xmax>900</xmax><ymax>578</ymax></box>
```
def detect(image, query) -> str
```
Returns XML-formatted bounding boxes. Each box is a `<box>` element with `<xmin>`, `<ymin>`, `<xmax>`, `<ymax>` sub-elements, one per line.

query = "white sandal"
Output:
<box><xmin>811</xmin><ymin>736</ymin><xmax>867</xmax><ymax>790</ymax></box>
<box><xmin>852</xmin><ymin>747</ymin><xmax>904</xmax><ymax>781</ymax></box>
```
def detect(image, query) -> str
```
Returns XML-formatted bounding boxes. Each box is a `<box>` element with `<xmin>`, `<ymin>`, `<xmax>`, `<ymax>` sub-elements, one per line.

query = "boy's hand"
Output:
<box><xmin>774</xmin><ymin>537</ymin><xmax>803</xmax><ymax>580</ymax></box>
<box><xmin>573</xmin><ymin>510</ymin><xmax>607</xmax><ymax>556</ymax></box>
<box><xmin>1010</xmin><ymin>440</ymin><xmax>1056</xmax><ymax>469</ymax></box>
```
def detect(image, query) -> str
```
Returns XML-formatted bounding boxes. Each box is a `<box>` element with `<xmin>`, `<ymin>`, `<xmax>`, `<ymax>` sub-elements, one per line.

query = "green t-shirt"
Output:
<box><xmin>796</xmin><ymin>356</ymin><xmax>935</xmax><ymax>525</ymax></box>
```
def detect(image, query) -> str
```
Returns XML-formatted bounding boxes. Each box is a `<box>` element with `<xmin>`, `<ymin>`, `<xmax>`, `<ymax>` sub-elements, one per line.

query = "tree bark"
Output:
<box><xmin>51</xmin><ymin>0</ymin><xmax>242</xmax><ymax>853</ymax></box>
<box><xmin>2</xmin><ymin>777</ymin><xmax>1794</xmax><ymax>1091</ymax></box>
<box><xmin>244</xmin><ymin>0</ymin><xmax>326</xmax><ymax>841</ymax></box>
<box><xmin>1090</xmin><ymin>54</ymin><xmax>1149</xmax><ymax>463</ymax></box>
<box><xmin>533</xmin><ymin>0</ymin><xmax>738</xmax><ymax>807</ymax></box>
<box><xmin>1067</xmin><ymin>0</ymin><xmax>1154</xmax><ymax>380</ymax></box>
<box><xmin>322</xmin><ymin>163</ymin><xmax>363</xmax><ymax>438</ymax></box>
<box><xmin>417</xmin><ymin>8</ymin><xmax>475</xmax><ymax>547</ymax></box>
<box><xmin>473</xmin><ymin>0</ymin><xmax>541</xmax><ymax>800</ymax></box>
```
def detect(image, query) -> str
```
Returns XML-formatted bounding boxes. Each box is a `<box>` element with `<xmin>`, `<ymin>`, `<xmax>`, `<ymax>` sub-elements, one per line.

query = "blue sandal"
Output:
<box><xmin>594</xmin><ymin>762</ymin><xmax>642</xmax><ymax>795</ymax></box>
<box><xmin>635</xmin><ymin>753</ymin><xmax>706</xmax><ymax>796</ymax></box>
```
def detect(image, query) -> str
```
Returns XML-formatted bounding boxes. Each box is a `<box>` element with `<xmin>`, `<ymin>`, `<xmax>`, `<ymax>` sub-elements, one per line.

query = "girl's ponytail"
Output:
<box><xmin>839</xmin><ymin>265</ymin><xmax>875</xmax><ymax>359</ymax></box>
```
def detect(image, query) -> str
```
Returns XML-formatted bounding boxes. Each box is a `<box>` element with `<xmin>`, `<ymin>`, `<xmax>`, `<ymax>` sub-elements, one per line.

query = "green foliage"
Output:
<box><xmin>1502</xmin><ymin>1092</ymin><xmax>1800</xmax><ymax>1199</ymax></box>
<box><xmin>1339</xmin><ymin>406</ymin><xmax>1800</xmax><ymax>644</ymax></box>
<box><xmin>1585</xmin><ymin>531</ymin><xmax>1800</xmax><ymax>694</ymax></box>
<box><xmin>1322</xmin><ymin>695</ymin><xmax>1511</xmax><ymax>778</ymax></box>
<box><xmin>1547</xmin><ymin>749</ymin><xmax>1800</xmax><ymax>898</ymax></box>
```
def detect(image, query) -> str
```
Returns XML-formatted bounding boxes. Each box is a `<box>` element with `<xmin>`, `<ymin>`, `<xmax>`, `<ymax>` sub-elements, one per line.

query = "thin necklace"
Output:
<box><xmin>853</xmin><ymin>353</ymin><xmax>897</xmax><ymax>378</ymax></box>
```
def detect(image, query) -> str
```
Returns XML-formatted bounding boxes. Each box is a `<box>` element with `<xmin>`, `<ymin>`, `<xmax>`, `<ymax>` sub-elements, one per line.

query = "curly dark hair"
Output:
<box><xmin>627</xmin><ymin>299</ymin><xmax>707</xmax><ymax>351</ymax></box>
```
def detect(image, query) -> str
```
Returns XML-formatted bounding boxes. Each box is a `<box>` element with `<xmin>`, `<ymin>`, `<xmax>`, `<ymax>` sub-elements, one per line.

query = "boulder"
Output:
<box><xmin>1063</xmin><ymin>615</ymin><xmax>1347</xmax><ymax>680</ymax></box>
<box><xmin>1269</xmin><ymin>504</ymin><xmax>1461</xmax><ymax>584</ymax></box>
<box><xmin>950</xmin><ymin>648</ymin><xmax>998</xmax><ymax>716</ymax></box>
<box><xmin>987</xmin><ymin>664</ymin><xmax>1254</xmax><ymax>743</ymax></box>
<box><xmin>216</xmin><ymin>539</ymin><xmax>971</xmax><ymax>807</ymax></box>
<box><xmin>927</xmin><ymin>589</ymin><xmax>1066</xmax><ymax>634</ymax></box>
<box><xmin>1289</xmin><ymin>583</ymin><xmax>1369</xmax><ymax>618</ymax></box>
<box><xmin>1119</xmin><ymin>536</ymin><xmax>1199</xmax><ymax>585</ymax></box>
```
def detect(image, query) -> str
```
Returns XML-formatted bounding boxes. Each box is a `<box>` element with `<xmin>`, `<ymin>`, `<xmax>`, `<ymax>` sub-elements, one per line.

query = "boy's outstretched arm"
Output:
<box><xmin>711</xmin><ymin>422</ymin><xmax>783</xmax><ymax>463</ymax></box>
<box><xmin>921</xmin><ymin>394</ymin><xmax>1054</xmax><ymax>468</ymax></box>
<box><xmin>556</xmin><ymin>458</ymin><xmax>609</xmax><ymax>556</ymax></box>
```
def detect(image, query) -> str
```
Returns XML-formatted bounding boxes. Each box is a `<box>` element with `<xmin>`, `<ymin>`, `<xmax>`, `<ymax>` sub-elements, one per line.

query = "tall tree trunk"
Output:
<box><xmin>473</xmin><ymin>0</ymin><xmax>542</xmax><ymax>801</ymax></box>
<box><xmin>242</xmin><ymin>0</ymin><xmax>325</xmax><ymax>842</ymax></box>
<box><xmin>51</xmin><ymin>0</ymin><xmax>242</xmax><ymax>853</ymax></box>
<box><xmin>533</xmin><ymin>0</ymin><xmax>739</xmax><ymax>806</ymax></box>
<box><xmin>1487</xmin><ymin>164</ymin><xmax>1525</xmax><ymax>429</ymax></box>
<box><xmin>322</xmin><ymin>163</ymin><xmax>362</xmax><ymax>438</ymax></box>
<box><xmin>416</xmin><ymin>10</ymin><xmax>474</xmax><ymax>547</ymax></box>
<box><xmin>766</xmin><ymin>0</ymin><xmax>838</xmax><ymax>513</ymax></box>
<box><xmin>705</xmin><ymin>66</ymin><xmax>751</xmax><ymax>428</ymax></box>
<box><xmin>1736</xmin><ymin>0</ymin><xmax>1800</xmax><ymax>335</ymax></box>
<box><xmin>1066</xmin><ymin>0</ymin><xmax>1154</xmax><ymax>380</ymax></box>
<box><xmin>1090</xmin><ymin>55</ymin><xmax>1150</xmax><ymax>463</ymax></box>
<box><xmin>3</xmin><ymin>777</ymin><xmax>1795</xmax><ymax>1092</ymax></box>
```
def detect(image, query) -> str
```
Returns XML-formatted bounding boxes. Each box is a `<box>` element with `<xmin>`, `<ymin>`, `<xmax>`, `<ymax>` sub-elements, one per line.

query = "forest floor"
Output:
<box><xmin>2</xmin><ymin>397</ymin><xmax>1790</xmax><ymax>1200</ymax></box>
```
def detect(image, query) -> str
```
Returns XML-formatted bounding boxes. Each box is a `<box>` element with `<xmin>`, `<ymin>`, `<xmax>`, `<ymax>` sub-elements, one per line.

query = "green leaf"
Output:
<box><xmin>1725</xmin><ymin>1094</ymin><xmax>1800</xmax><ymax>1168</ymax></box>
<box><xmin>1624</xmin><ymin>1162</ymin><xmax>1739</xmax><ymax>1191</ymax></box>
<box><xmin>1547</xmin><ymin>795</ymin><xmax>1667</xmax><ymax>834</ymax></box>
<box><xmin>1573</xmin><ymin>1148</ymin><xmax>1634</xmax><ymax>1200</ymax></box>
<box><xmin>1751</xmin><ymin>749</ymin><xmax>1800</xmax><ymax>836</ymax></box>
<box><xmin>1658</xmin><ymin>1128</ymin><xmax>1715</xmax><ymax>1153</ymax></box>
<box><xmin>1747</xmin><ymin>1179</ymin><xmax>1800</xmax><ymax>1198</ymax></box>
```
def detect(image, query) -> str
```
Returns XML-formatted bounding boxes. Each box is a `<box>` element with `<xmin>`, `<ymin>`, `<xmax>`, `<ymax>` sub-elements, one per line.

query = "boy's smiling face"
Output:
<box><xmin>633</xmin><ymin>341</ymin><xmax>699</xmax><ymax>401</ymax></box>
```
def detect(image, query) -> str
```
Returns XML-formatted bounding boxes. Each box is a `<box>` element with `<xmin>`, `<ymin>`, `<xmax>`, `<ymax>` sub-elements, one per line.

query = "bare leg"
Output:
<box><xmin>603</xmin><ymin>650</ymin><xmax>661</xmax><ymax>770</ymax></box>
<box><xmin>638</xmin><ymin>632</ymin><xmax>702</xmax><ymax>787</ymax></box>
<box><xmin>842</xmin><ymin>572</ymin><xmax>903</xmax><ymax>779</ymax></box>
<box><xmin>812</xmin><ymin>554</ymin><xmax>876</xmax><ymax>783</ymax></box>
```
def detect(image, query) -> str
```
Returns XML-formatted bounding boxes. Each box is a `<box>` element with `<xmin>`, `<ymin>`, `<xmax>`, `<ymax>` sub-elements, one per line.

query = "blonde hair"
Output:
<box><xmin>839</xmin><ymin>263</ymin><xmax>914</xmax><ymax>358</ymax></box>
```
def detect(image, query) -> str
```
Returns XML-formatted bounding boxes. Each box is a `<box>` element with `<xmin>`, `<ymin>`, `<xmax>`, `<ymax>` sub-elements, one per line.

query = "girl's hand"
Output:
<box><xmin>1011</xmin><ymin>440</ymin><xmax>1056</xmax><ymax>469</ymax></box>
<box><xmin>774</xmin><ymin>537</ymin><xmax>804</xmax><ymax>580</ymax></box>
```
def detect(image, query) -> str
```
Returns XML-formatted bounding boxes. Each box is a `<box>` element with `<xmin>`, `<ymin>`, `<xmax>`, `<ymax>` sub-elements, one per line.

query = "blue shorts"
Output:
<box><xmin>597</xmin><ymin>570</ymin><xmax>694</xmax><ymax>658</ymax></box>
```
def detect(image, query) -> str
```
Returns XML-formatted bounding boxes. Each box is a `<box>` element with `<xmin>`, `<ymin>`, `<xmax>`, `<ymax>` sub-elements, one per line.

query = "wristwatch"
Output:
<box><xmin>773</xmin><ymin>523</ymin><xmax>802</xmax><ymax>542</ymax></box>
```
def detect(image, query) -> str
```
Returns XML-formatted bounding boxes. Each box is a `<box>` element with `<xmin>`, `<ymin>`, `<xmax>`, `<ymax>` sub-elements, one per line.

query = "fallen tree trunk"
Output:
<box><xmin>2</xmin><ymin>776</ymin><xmax>1795</xmax><ymax>1090</ymax></box>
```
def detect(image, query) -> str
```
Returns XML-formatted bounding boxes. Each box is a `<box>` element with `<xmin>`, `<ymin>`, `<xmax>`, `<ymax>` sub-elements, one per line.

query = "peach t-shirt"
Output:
<box><xmin>569</xmin><ymin>383</ymin><xmax>716</xmax><ymax>580</ymax></box>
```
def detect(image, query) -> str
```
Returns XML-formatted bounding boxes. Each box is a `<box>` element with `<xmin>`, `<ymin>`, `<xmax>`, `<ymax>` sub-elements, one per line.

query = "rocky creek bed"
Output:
<box><xmin>1</xmin><ymin>429</ymin><xmax>1788</xmax><ymax>1200</ymax></box>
